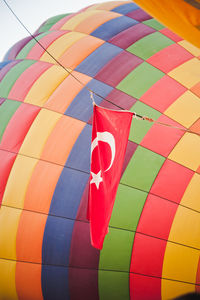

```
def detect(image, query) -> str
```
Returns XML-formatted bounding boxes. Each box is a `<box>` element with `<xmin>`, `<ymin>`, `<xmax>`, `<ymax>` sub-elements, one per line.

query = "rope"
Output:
<box><xmin>2</xmin><ymin>0</ymin><xmax>200</xmax><ymax>137</ymax></box>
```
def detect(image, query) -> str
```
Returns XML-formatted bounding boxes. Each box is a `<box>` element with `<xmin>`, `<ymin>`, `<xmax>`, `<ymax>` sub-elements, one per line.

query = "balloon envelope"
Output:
<box><xmin>0</xmin><ymin>1</ymin><xmax>200</xmax><ymax>300</ymax></box>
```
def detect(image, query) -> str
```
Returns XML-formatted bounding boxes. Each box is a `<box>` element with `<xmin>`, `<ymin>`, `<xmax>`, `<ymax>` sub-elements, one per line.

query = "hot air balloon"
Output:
<box><xmin>0</xmin><ymin>1</ymin><xmax>200</xmax><ymax>300</ymax></box>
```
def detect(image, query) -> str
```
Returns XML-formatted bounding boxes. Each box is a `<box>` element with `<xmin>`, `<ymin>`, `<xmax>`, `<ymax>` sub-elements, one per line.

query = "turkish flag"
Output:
<box><xmin>88</xmin><ymin>104</ymin><xmax>133</xmax><ymax>249</ymax></box>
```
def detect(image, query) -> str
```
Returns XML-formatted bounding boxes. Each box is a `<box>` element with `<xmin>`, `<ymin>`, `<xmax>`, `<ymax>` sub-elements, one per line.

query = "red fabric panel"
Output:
<box><xmin>109</xmin><ymin>23</ymin><xmax>155</xmax><ymax>49</ymax></box>
<box><xmin>0</xmin><ymin>150</ymin><xmax>17</xmax><ymax>206</ymax></box>
<box><xmin>95</xmin><ymin>51</ymin><xmax>143</xmax><ymax>87</ymax></box>
<box><xmin>150</xmin><ymin>159</ymin><xmax>194</xmax><ymax>203</ymax></box>
<box><xmin>140</xmin><ymin>75</ymin><xmax>186</xmax><ymax>112</ymax></box>
<box><xmin>147</xmin><ymin>44</ymin><xmax>193</xmax><ymax>73</ymax></box>
<box><xmin>160</xmin><ymin>28</ymin><xmax>183</xmax><ymax>42</ymax></box>
<box><xmin>0</xmin><ymin>103</ymin><xmax>40</xmax><ymax>153</ymax></box>
<box><xmin>140</xmin><ymin>115</ymin><xmax>185</xmax><ymax>157</ymax></box>
<box><xmin>27</xmin><ymin>31</ymin><xmax>67</xmax><ymax>59</ymax></box>
<box><xmin>137</xmin><ymin>194</ymin><xmax>178</xmax><ymax>239</ymax></box>
<box><xmin>130</xmin><ymin>233</ymin><xmax>166</xmax><ymax>277</ymax></box>
<box><xmin>8</xmin><ymin>61</ymin><xmax>51</xmax><ymax>101</ymax></box>
<box><xmin>130</xmin><ymin>273</ymin><xmax>161</xmax><ymax>300</ymax></box>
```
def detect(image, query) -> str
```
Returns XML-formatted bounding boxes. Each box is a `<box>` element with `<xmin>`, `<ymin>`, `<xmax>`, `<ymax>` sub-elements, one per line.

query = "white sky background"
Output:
<box><xmin>0</xmin><ymin>0</ymin><xmax>111</xmax><ymax>61</ymax></box>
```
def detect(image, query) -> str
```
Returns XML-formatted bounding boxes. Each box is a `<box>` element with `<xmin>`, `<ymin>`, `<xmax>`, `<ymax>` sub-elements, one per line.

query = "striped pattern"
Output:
<box><xmin>0</xmin><ymin>1</ymin><xmax>200</xmax><ymax>299</ymax></box>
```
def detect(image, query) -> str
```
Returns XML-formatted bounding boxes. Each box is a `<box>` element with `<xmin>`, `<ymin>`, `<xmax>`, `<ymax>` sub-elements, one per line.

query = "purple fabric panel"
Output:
<box><xmin>109</xmin><ymin>23</ymin><xmax>156</xmax><ymax>49</ymax></box>
<box><xmin>95</xmin><ymin>51</ymin><xmax>143</xmax><ymax>87</ymax></box>
<box><xmin>6</xmin><ymin>34</ymin><xmax>40</xmax><ymax>60</ymax></box>
<box><xmin>106</xmin><ymin>88</ymin><xmax>137</xmax><ymax>110</ymax></box>
<box><xmin>126</xmin><ymin>8</ymin><xmax>152</xmax><ymax>22</ymax></box>
<box><xmin>69</xmin><ymin>267</ymin><xmax>99</xmax><ymax>300</ymax></box>
<box><xmin>69</xmin><ymin>220</ymin><xmax>99</xmax><ymax>300</ymax></box>
<box><xmin>0</xmin><ymin>60</ymin><xmax>21</xmax><ymax>82</ymax></box>
<box><xmin>34</xmin><ymin>20</ymin><xmax>47</xmax><ymax>35</ymax></box>
<box><xmin>121</xmin><ymin>140</ymin><xmax>138</xmax><ymax>176</ymax></box>
<box><xmin>0</xmin><ymin>98</ymin><xmax>6</xmax><ymax>105</ymax></box>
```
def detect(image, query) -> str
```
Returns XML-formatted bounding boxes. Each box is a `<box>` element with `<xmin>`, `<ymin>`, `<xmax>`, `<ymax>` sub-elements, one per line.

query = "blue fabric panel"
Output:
<box><xmin>0</xmin><ymin>61</ymin><xmax>11</xmax><ymax>70</ymax></box>
<box><xmin>42</xmin><ymin>265</ymin><xmax>69</xmax><ymax>300</ymax></box>
<box><xmin>42</xmin><ymin>215</ymin><xmax>74</xmax><ymax>265</ymax></box>
<box><xmin>112</xmin><ymin>3</ymin><xmax>139</xmax><ymax>14</ymax></box>
<box><xmin>65</xmin><ymin>79</ymin><xmax>113</xmax><ymax>122</ymax></box>
<box><xmin>91</xmin><ymin>16</ymin><xmax>138</xmax><ymax>41</ymax></box>
<box><xmin>50</xmin><ymin>167</ymin><xmax>89</xmax><ymax>218</ymax></box>
<box><xmin>75</xmin><ymin>42</ymin><xmax>122</xmax><ymax>77</ymax></box>
<box><xmin>66</xmin><ymin>124</ymin><xmax>92</xmax><ymax>173</ymax></box>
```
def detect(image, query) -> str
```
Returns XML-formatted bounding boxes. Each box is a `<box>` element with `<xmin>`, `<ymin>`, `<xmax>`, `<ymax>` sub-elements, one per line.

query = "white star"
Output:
<box><xmin>90</xmin><ymin>170</ymin><xmax>103</xmax><ymax>189</ymax></box>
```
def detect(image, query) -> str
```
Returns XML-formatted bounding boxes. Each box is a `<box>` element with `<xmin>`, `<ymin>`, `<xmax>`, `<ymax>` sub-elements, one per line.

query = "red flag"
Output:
<box><xmin>88</xmin><ymin>104</ymin><xmax>133</xmax><ymax>249</ymax></box>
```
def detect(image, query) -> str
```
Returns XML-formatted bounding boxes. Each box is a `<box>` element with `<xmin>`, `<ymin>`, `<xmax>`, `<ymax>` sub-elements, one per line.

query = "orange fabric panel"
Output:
<box><xmin>190</xmin><ymin>118</ymin><xmax>200</xmax><ymax>135</ymax></box>
<box><xmin>75</xmin><ymin>11</ymin><xmax>120</xmax><ymax>34</ymax></box>
<box><xmin>191</xmin><ymin>82</ymin><xmax>200</xmax><ymax>98</ymax></box>
<box><xmin>40</xmin><ymin>115</ymin><xmax>85</xmax><ymax>165</ymax></box>
<box><xmin>24</xmin><ymin>160</ymin><xmax>63</xmax><ymax>214</ymax></box>
<box><xmin>16</xmin><ymin>262</ymin><xmax>43</xmax><ymax>300</ymax></box>
<box><xmin>16</xmin><ymin>210</ymin><xmax>47</xmax><ymax>263</ymax></box>
<box><xmin>44</xmin><ymin>71</ymin><xmax>91</xmax><ymax>113</ymax></box>
<box><xmin>59</xmin><ymin>35</ymin><xmax>104</xmax><ymax>69</ymax></box>
<box><xmin>133</xmin><ymin>0</ymin><xmax>200</xmax><ymax>48</ymax></box>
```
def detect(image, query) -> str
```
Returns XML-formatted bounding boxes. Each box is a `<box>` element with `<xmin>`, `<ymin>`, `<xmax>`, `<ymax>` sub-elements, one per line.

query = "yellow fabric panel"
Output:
<box><xmin>61</xmin><ymin>10</ymin><xmax>102</xmax><ymax>30</ymax></box>
<box><xmin>133</xmin><ymin>0</ymin><xmax>200</xmax><ymax>48</ymax></box>
<box><xmin>168</xmin><ymin>58</ymin><xmax>200</xmax><ymax>89</ymax></box>
<box><xmin>2</xmin><ymin>156</ymin><xmax>38</xmax><ymax>209</ymax></box>
<box><xmin>40</xmin><ymin>32</ymin><xmax>86</xmax><ymax>64</ymax></box>
<box><xmin>75</xmin><ymin>11</ymin><xmax>121</xmax><ymax>34</ymax></box>
<box><xmin>181</xmin><ymin>173</ymin><xmax>200</xmax><ymax>212</ymax></box>
<box><xmin>24</xmin><ymin>65</ymin><xmax>70</xmax><ymax>106</ymax></box>
<box><xmin>162</xmin><ymin>242</ymin><xmax>199</xmax><ymax>283</ymax></box>
<box><xmin>0</xmin><ymin>259</ymin><xmax>18</xmax><ymax>300</ymax></box>
<box><xmin>169</xmin><ymin>206</ymin><xmax>200</xmax><ymax>249</ymax></box>
<box><xmin>164</xmin><ymin>91</ymin><xmax>200</xmax><ymax>128</ymax></box>
<box><xmin>95</xmin><ymin>1</ymin><xmax>130</xmax><ymax>10</ymax></box>
<box><xmin>19</xmin><ymin>109</ymin><xmax>62</xmax><ymax>159</ymax></box>
<box><xmin>178</xmin><ymin>40</ymin><xmax>200</xmax><ymax>56</ymax></box>
<box><xmin>168</xmin><ymin>133</ymin><xmax>200</xmax><ymax>171</ymax></box>
<box><xmin>0</xmin><ymin>206</ymin><xmax>21</xmax><ymax>259</ymax></box>
<box><xmin>85</xmin><ymin>4</ymin><xmax>100</xmax><ymax>11</ymax></box>
<box><xmin>161</xmin><ymin>279</ymin><xmax>195</xmax><ymax>300</ymax></box>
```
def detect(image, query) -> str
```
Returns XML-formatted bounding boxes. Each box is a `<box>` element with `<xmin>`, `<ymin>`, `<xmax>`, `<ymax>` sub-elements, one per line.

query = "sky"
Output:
<box><xmin>0</xmin><ymin>0</ymin><xmax>111</xmax><ymax>61</ymax></box>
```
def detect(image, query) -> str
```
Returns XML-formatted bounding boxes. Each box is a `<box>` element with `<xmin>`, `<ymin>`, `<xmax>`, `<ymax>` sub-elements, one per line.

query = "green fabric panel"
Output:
<box><xmin>16</xmin><ymin>32</ymin><xmax>50</xmax><ymax>59</ymax></box>
<box><xmin>38</xmin><ymin>14</ymin><xmax>69</xmax><ymax>33</ymax></box>
<box><xmin>129</xmin><ymin>101</ymin><xmax>161</xmax><ymax>144</ymax></box>
<box><xmin>127</xmin><ymin>32</ymin><xmax>174</xmax><ymax>60</ymax></box>
<box><xmin>99</xmin><ymin>227</ymin><xmax>134</xmax><ymax>272</ymax></box>
<box><xmin>0</xmin><ymin>60</ymin><xmax>35</xmax><ymax>98</ymax></box>
<box><xmin>121</xmin><ymin>146</ymin><xmax>165</xmax><ymax>192</ymax></box>
<box><xmin>0</xmin><ymin>100</ymin><xmax>21</xmax><ymax>142</ymax></box>
<box><xmin>110</xmin><ymin>184</ymin><xmax>147</xmax><ymax>231</ymax></box>
<box><xmin>99</xmin><ymin>271</ymin><xmax>129</xmax><ymax>300</ymax></box>
<box><xmin>143</xmin><ymin>19</ymin><xmax>165</xmax><ymax>30</ymax></box>
<box><xmin>117</xmin><ymin>62</ymin><xmax>164</xmax><ymax>99</ymax></box>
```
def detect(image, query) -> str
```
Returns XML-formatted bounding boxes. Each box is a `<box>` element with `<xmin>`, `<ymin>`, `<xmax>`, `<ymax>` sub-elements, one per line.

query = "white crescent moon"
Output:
<box><xmin>91</xmin><ymin>131</ymin><xmax>116</xmax><ymax>172</ymax></box>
